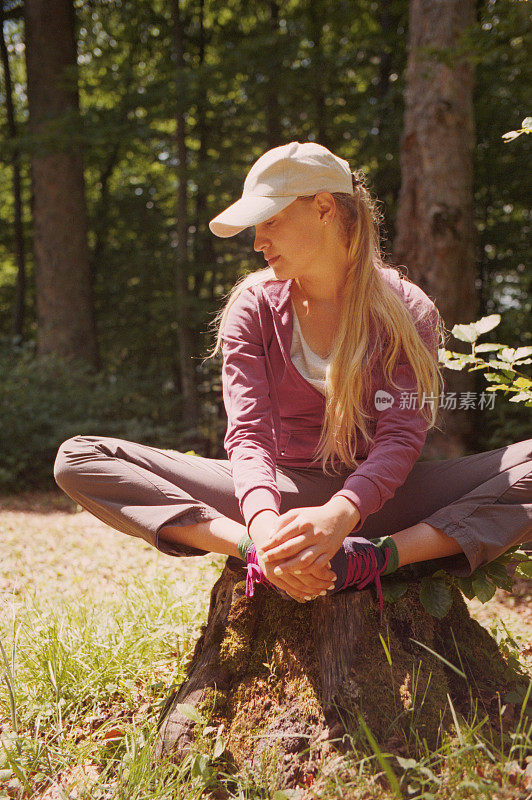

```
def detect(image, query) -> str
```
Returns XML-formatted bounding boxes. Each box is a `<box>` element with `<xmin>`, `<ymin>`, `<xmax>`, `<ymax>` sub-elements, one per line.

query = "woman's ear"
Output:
<box><xmin>314</xmin><ymin>192</ymin><xmax>336</xmax><ymax>224</ymax></box>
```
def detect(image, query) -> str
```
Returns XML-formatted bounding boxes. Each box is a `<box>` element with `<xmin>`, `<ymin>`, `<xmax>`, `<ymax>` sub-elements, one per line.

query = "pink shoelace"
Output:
<box><xmin>340</xmin><ymin>546</ymin><xmax>391</xmax><ymax>624</ymax></box>
<box><xmin>245</xmin><ymin>547</ymin><xmax>273</xmax><ymax>598</ymax></box>
<box><xmin>245</xmin><ymin>562</ymin><xmax>264</xmax><ymax>598</ymax></box>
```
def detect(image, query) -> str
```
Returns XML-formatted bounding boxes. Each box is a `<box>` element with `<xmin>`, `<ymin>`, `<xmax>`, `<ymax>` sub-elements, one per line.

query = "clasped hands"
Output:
<box><xmin>248</xmin><ymin>496</ymin><xmax>360</xmax><ymax>603</ymax></box>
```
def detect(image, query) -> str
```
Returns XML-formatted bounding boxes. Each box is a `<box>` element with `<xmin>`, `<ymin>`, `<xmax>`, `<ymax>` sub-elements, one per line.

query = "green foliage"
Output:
<box><xmin>419</xmin><ymin>574</ymin><xmax>453</xmax><ymax>619</ymax></box>
<box><xmin>0</xmin><ymin>0</ymin><xmax>529</xmax><ymax>458</ymax></box>
<box><xmin>440</xmin><ymin>314</ymin><xmax>532</xmax><ymax>406</ymax></box>
<box><xmin>0</xmin><ymin>342</ymin><xmax>189</xmax><ymax>492</ymax></box>
<box><xmin>383</xmin><ymin>547</ymin><xmax>532</xmax><ymax>619</ymax></box>
<box><xmin>383</xmin><ymin>536</ymin><xmax>532</xmax><ymax>617</ymax></box>
<box><xmin>503</xmin><ymin>116</ymin><xmax>532</xmax><ymax>142</ymax></box>
<box><xmin>383</xmin><ymin>311</ymin><xmax>532</xmax><ymax>615</ymax></box>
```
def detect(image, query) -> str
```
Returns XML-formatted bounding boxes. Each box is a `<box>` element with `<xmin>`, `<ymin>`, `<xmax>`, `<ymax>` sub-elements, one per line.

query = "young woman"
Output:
<box><xmin>54</xmin><ymin>142</ymin><xmax>531</xmax><ymax>618</ymax></box>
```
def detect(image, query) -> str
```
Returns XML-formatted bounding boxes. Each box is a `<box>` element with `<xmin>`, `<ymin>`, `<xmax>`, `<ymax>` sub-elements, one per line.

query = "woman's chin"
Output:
<box><xmin>270</xmin><ymin>262</ymin><xmax>293</xmax><ymax>280</ymax></box>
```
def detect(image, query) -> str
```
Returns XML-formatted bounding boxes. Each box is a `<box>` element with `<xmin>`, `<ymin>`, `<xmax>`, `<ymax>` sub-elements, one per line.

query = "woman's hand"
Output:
<box><xmin>260</xmin><ymin>496</ymin><xmax>361</xmax><ymax>575</ymax></box>
<box><xmin>248</xmin><ymin>510</ymin><xmax>336</xmax><ymax>601</ymax></box>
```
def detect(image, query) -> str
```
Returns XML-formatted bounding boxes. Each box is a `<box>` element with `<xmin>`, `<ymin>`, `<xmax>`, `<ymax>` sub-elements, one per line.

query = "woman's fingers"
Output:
<box><xmin>270</xmin><ymin>566</ymin><xmax>333</xmax><ymax>598</ymax></box>
<box><xmin>272</xmin><ymin>564</ymin><xmax>333</xmax><ymax>594</ymax></box>
<box><xmin>312</xmin><ymin>551</ymin><xmax>335</xmax><ymax>570</ymax></box>
<box><xmin>262</xmin><ymin>532</ymin><xmax>314</xmax><ymax>562</ymax></box>
<box><xmin>271</xmin><ymin>576</ymin><xmax>313</xmax><ymax>602</ymax></box>
<box><xmin>274</xmin><ymin>546</ymin><xmax>333</xmax><ymax>576</ymax></box>
<box><xmin>262</xmin><ymin>522</ymin><xmax>309</xmax><ymax>552</ymax></box>
<box><xmin>274</xmin><ymin>509</ymin><xmax>299</xmax><ymax>530</ymax></box>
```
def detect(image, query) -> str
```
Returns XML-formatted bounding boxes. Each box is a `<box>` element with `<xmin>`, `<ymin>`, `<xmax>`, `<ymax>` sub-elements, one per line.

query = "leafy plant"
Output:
<box><xmin>383</xmin><ymin>311</ymin><xmax>532</xmax><ymax>617</ymax></box>
<box><xmin>502</xmin><ymin>116</ymin><xmax>532</xmax><ymax>142</ymax></box>
<box><xmin>439</xmin><ymin>314</ymin><xmax>532</xmax><ymax>406</ymax></box>
<box><xmin>383</xmin><ymin>547</ymin><xmax>531</xmax><ymax>619</ymax></box>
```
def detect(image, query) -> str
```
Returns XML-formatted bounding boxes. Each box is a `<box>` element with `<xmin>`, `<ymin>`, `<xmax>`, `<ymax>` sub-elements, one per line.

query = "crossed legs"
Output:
<box><xmin>54</xmin><ymin>435</ymin><xmax>532</xmax><ymax>594</ymax></box>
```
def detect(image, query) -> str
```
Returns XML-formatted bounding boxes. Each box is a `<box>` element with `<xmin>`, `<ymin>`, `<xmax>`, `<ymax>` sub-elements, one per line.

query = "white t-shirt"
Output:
<box><xmin>290</xmin><ymin>303</ymin><xmax>329</xmax><ymax>395</ymax></box>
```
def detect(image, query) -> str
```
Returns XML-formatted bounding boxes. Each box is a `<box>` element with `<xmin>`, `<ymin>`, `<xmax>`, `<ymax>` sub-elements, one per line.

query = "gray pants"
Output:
<box><xmin>53</xmin><ymin>435</ymin><xmax>532</xmax><ymax>576</ymax></box>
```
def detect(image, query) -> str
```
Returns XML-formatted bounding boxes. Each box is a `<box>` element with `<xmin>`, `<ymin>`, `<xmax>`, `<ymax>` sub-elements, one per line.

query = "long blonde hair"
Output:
<box><xmin>206</xmin><ymin>177</ymin><xmax>445</xmax><ymax>473</ymax></box>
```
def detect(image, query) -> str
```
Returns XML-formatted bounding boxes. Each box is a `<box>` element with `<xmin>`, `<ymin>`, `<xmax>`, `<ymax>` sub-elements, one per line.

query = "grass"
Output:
<box><xmin>0</xmin><ymin>492</ymin><xmax>531</xmax><ymax>799</ymax></box>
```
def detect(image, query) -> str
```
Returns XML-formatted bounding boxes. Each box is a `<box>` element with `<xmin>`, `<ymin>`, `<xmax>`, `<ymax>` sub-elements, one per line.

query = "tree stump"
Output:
<box><xmin>156</xmin><ymin>557</ymin><xmax>526</xmax><ymax>788</ymax></box>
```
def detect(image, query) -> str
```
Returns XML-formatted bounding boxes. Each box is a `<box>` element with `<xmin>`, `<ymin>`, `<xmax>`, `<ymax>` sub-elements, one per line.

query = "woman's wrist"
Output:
<box><xmin>248</xmin><ymin>509</ymin><xmax>279</xmax><ymax>550</ymax></box>
<box><xmin>324</xmin><ymin>495</ymin><xmax>361</xmax><ymax>533</ymax></box>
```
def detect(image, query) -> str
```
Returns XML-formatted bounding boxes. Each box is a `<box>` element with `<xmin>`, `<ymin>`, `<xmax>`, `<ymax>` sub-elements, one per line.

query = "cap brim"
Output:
<box><xmin>209</xmin><ymin>195</ymin><xmax>296</xmax><ymax>238</ymax></box>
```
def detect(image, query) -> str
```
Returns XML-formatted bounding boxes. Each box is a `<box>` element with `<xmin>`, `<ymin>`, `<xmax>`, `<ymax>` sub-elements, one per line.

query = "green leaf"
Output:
<box><xmin>382</xmin><ymin>578</ymin><xmax>408</xmax><ymax>603</ymax></box>
<box><xmin>379</xmin><ymin>633</ymin><xmax>392</xmax><ymax>667</ymax></box>
<box><xmin>500</xmin><ymin>348</ymin><xmax>516</xmax><ymax>363</ymax></box>
<box><xmin>410</xmin><ymin>639</ymin><xmax>466</xmax><ymax>679</ymax></box>
<box><xmin>173</xmin><ymin>703</ymin><xmax>205</xmax><ymax>725</ymax></box>
<box><xmin>488</xmin><ymin>360</ymin><xmax>516</xmax><ymax>372</ymax></box>
<box><xmin>471</xmin><ymin>574</ymin><xmax>496</xmax><ymax>603</ymax></box>
<box><xmin>513</xmin><ymin>376</ymin><xmax>532</xmax><ymax>389</ymax></box>
<box><xmin>516</xmin><ymin>561</ymin><xmax>532</xmax><ymax>579</ymax></box>
<box><xmin>451</xmin><ymin>323</ymin><xmax>478</xmax><ymax>343</ymax></box>
<box><xmin>484</xmin><ymin>373</ymin><xmax>508</xmax><ymax>383</ymax></box>
<box><xmin>473</xmin><ymin>314</ymin><xmax>501</xmax><ymax>335</ymax></box>
<box><xmin>419</xmin><ymin>576</ymin><xmax>453</xmax><ymax>618</ymax></box>
<box><xmin>484</xmin><ymin>562</ymin><xmax>513</xmax><ymax>591</ymax></box>
<box><xmin>509</xmin><ymin>392</ymin><xmax>532</xmax><ymax>403</ymax></box>
<box><xmin>213</xmin><ymin>735</ymin><xmax>226</xmax><ymax>759</ymax></box>
<box><xmin>395</xmin><ymin>756</ymin><xmax>418</xmax><ymax>770</ymax></box>
<box><xmin>358</xmin><ymin>715</ymin><xmax>402</xmax><ymax>797</ymax></box>
<box><xmin>513</xmin><ymin>347</ymin><xmax>532</xmax><ymax>360</ymax></box>
<box><xmin>504</xmin><ymin>690</ymin><xmax>526</xmax><ymax>704</ymax></box>
<box><xmin>191</xmin><ymin>753</ymin><xmax>211</xmax><ymax>780</ymax></box>
<box><xmin>522</xmin><ymin>116</ymin><xmax>532</xmax><ymax>129</ymax></box>
<box><xmin>474</xmin><ymin>343</ymin><xmax>503</xmax><ymax>353</ymax></box>
<box><xmin>456</xmin><ymin>576</ymin><xmax>475</xmax><ymax>600</ymax></box>
<box><xmin>443</xmin><ymin>360</ymin><xmax>465</xmax><ymax>371</ymax></box>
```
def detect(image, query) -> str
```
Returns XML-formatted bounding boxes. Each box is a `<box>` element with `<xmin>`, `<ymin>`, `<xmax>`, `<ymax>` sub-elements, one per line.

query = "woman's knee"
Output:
<box><xmin>53</xmin><ymin>434</ymin><xmax>96</xmax><ymax>493</ymax></box>
<box><xmin>502</xmin><ymin>438</ymin><xmax>532</xmax><ymax>471</ymax></box>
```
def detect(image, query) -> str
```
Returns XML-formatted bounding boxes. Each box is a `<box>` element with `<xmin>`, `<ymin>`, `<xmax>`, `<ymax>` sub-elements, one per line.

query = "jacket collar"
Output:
<box><xmin>256</xmin><ymin>278</ymin><xmax>294</xmax><ymax>358</ymax></box>
<box><xmin>259</xmin><ymin>278</ymin><xmax>293</xmax><ymax>314</ymax></box>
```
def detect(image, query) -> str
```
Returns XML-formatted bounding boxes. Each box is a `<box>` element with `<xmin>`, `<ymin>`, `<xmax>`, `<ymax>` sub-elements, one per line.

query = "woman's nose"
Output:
<box><xmin>253</xmin><ymin>224</ymin><xmax>268</xmax><ymax>252</ymax></box>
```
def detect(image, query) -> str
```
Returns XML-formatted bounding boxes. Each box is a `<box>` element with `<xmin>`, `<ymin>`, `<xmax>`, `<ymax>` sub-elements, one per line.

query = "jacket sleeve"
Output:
<box><xmin>332</xmin><ymin>292</ymin><xmax>441</xmax><ymax>532</ymax></box>
<box><xmin>221</xmin><ymin>288</ymin><xmax>281</xmax><ymax>528</ymax></box>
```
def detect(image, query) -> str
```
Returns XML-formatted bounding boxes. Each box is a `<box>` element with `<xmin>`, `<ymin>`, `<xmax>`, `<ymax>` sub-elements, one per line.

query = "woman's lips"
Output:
<box><xmin>267</xmin><ymin>256</ymin><xmax>280</xmax><ymax>265</ymax></box>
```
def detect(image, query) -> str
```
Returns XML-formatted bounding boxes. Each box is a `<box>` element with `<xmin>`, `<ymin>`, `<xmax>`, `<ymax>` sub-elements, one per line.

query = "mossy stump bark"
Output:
<box><xmin>156</xmin><ymin>558</ymin><xmax>524</xmax><ymax>786</ymax></box>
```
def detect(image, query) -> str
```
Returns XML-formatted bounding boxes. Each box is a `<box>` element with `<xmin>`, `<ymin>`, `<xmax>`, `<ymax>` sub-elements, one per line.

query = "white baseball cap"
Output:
<box><xmin>209</xmin><ymin>141</ymin><xmax>354</xmax><ymax>238</ymax></box>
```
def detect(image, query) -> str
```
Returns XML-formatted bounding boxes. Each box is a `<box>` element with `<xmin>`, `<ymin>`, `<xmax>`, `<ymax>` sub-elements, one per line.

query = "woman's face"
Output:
<box><xmin>253</xmin><ymin>196</ymin><xmax>329</xmax><ymax>281</ymax></box>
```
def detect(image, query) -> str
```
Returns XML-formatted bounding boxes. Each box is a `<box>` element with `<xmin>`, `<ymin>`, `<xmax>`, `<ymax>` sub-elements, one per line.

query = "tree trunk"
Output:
<box><xmin>0</xmin><ymin>1</ymin><xmax>26</xmax><ymax>341</ymax></box>
<box><xmin>172</xmin><ymin>0</ymin><xmax>199</xmax><ymax>430</ymax></box>
<box><xmin>265</xmin><ymin>0</ymin><xmax>282</xmax><ymax>148</ymax></box>
<box><xmin>24</xmin><ymin>0</ymin><xmax>98</xmax><ymax>368</ymax></box>
<box><xmin>193</xmin><ymin>0</ymin><xmax>216</xmax><ymax>309</ymax></box>
<box><xmin>393</xmin><ymin>0</ymin><xmax>477</xmax><ymax>457</ymax></box>
<box><xmin>156</xmin><ymin>560</ymin><xmax>524</xmax><ymax>787</ymax></box>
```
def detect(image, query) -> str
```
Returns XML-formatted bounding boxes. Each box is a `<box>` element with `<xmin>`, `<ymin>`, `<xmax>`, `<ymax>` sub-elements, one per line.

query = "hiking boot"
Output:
<box><xmin>329</xmin><ymin>537</ymin><xmax>391</xmax><ymax>623</ymax></box>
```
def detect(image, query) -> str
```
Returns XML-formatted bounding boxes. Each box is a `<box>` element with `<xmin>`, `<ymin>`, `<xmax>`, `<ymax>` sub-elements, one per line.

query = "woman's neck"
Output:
<box><xmin>292</xmin><ymin>275</ymin><xmax>346</xmax><ymax>306</ymax></box>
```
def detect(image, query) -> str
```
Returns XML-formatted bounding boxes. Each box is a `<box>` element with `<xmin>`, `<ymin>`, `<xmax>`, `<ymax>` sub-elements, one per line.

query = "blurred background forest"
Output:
<box><xmin>0</xmin><ymin>0</ymin><xmax>530</xmax><ymax>493</ymax></box>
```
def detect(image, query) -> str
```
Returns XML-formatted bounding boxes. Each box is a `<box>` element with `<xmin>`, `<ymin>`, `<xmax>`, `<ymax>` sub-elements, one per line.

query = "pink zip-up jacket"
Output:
<box><xmin>221</xmin><ymin>266</ymin><xmax>440</xmax><ymax>532</ymax></box>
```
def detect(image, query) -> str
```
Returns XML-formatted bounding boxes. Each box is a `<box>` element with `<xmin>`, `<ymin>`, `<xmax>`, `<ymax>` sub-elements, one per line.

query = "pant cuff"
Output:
<box><xmin>422</xmin><ymin>512</ymin><xmax>481</xmax><ymax>577</ymax></box>
<box><xmin>155</xmin><ymin>504</ymin><xmax>225</xmax><ymax>558</ymax></box>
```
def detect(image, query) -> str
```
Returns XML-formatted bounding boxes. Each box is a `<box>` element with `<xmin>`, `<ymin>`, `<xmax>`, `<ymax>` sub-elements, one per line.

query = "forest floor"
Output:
<box><xmin>0</xmin><ymin>491</ymin><xmax>531</xmax><ymax>799</ymax></box>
